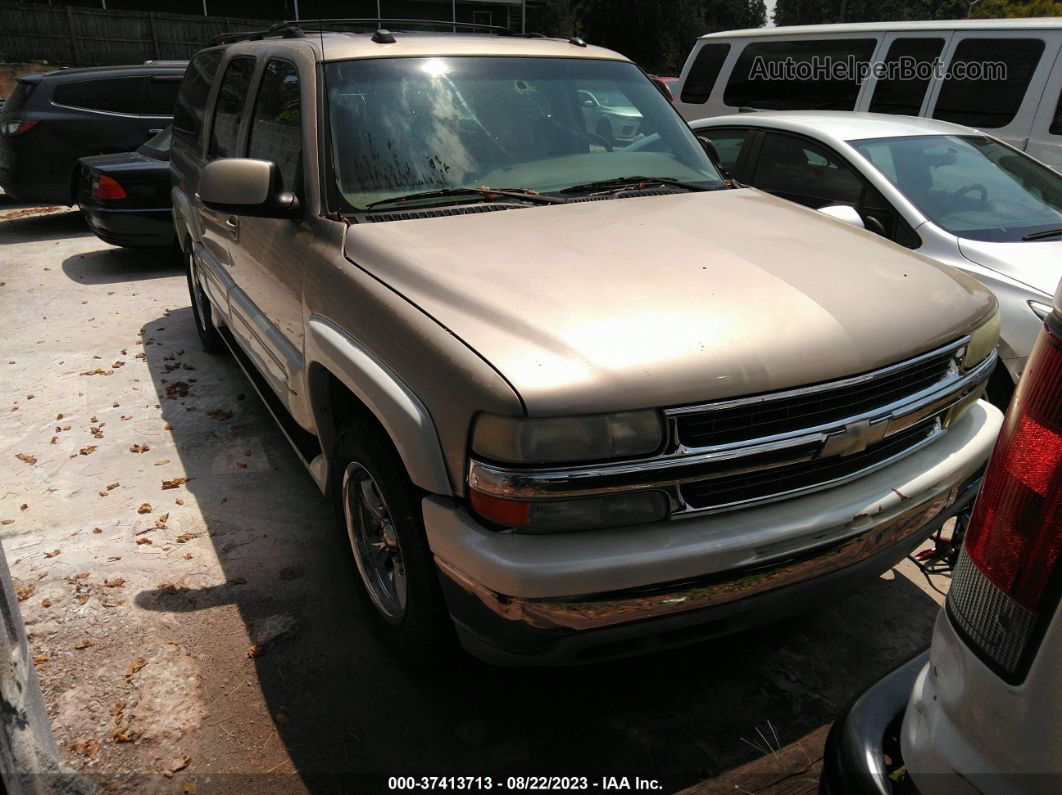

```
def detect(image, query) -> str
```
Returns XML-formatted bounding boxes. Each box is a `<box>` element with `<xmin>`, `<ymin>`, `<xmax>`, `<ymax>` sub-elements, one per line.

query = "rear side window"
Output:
<box><xmin>681</xmin><ymin>43</ymin><xmax>730</xmax><ymax>105</ymax></box>
<box><xmin>247</xmin><ymin>59</ymin><xmax>302</xmax><ymax>192</ymax></box>
<box><xmin>1050</xmin><ymin>87</ymin><xmax>1062</xmax><ymax>135</ymax></box>
<box><xmin>143</xmin><ymin>77</ymin><xmax>182</xmax><ymax>116</ymax></box>
<box><xmin>725</xmin><ymin>39</ymin><xmax>876</xmax><ymax>111</ymax></box>
<box><xmin>209</xmin><ymin>56</ymin><xmax>256</xmax><ymax>158</ymax></box>
<box><xmin>3</xmin><ymin>81</ymin><xmax>37</xmax><ymax>115</ymax></box>
<box><xmin>869</xmin><ymin>38</ymin><xmax>945</xmax><ymax>116</ymax></box>
<box><xmin>933</xmin><ymin>38</ymin><xmax>1045</xmax><ymax>128</ymax></box>
<box><xmin>51</xmin><ymin>77</ymin><xmax>144</xmax><ymax>114</ymax></box>
<box><xmin>751</xmin><ymin>132</ymin><xmax>864</xmax><ymax>206</ymax></box>
<box><xmin>173</xmin><ymin>50</ymin><xmax>222</xmax><ymax>145</ymax></box>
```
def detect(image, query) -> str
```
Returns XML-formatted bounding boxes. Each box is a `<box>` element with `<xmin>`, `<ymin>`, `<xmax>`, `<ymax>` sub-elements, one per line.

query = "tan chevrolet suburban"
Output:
<box><xmin>171</xmin><ymin>20</ymin><xmax>1004</xmax><ymax>664</ymax></box>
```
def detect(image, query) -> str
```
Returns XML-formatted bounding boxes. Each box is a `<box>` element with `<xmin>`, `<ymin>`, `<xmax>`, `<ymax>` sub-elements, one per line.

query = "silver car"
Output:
<box><xmin>692</xmin><ymin>111</ymin><xmax>1061</xmax><ymax>406</ymax></box>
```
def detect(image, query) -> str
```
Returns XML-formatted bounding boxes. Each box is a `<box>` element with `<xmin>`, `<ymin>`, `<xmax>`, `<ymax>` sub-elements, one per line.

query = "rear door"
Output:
<box><xmin>926</xmin><ymin>32</ymin><xmax>1058</xmax><ymax>151</ymax></box>
<box><xmin>1027</xmin><ymin>47</ymin><xmax>1062</xmax><ymax>171</ymax></box>
<box><xmin>859</xmin><ymin>33</ymin><xmax>951</xmax><ymax>117</ymax></box>
<box><xmin>196</xmin><ymin>55</ymin><xmax>257</xmax><ymax>327</ymax></box>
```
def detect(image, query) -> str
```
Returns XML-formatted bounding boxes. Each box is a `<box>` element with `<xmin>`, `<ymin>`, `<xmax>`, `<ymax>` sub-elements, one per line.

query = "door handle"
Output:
<box><xmin>225</xmin><ymin>216</ymin><xmax>240</xmax><ymax>239</ymax></box>
<box><xmin>148</xmin><ymin>128</ymin><xmax>164</xmax><ymax>135</ymax></box>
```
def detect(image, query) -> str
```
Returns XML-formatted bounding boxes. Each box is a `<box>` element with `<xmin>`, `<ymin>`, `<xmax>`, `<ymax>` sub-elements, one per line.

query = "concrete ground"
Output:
<box><xmin>1</xmin><ymin>197</ymin><xmax>953</xmax><ymax>794</ymax></box>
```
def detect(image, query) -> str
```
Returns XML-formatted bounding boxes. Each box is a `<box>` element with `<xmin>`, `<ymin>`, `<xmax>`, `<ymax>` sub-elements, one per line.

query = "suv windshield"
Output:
<box><xmin>325</xmin><ymin>56</ymin><xmax>722</xmax><ymax>210</ymax></box>
<box><xmin>850</xmin><ymin>134</ymin><xmax>1062</xmax><ymax>243</ymax></box>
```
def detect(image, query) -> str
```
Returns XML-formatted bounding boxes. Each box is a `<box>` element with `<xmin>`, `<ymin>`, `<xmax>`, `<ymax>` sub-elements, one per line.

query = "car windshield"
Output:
<box><xmin>324</xmin><ymin>56</ymin><xmax>722</xmax><ymax>210</ymax></box>
<box><xmin>850</xmin><ymin>134</ymin><xmax>1062</xmax><ymax>243</ymax></box>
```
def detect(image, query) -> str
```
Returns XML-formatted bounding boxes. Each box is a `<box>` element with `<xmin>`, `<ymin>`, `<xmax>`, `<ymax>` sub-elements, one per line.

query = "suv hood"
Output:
<box><xmin>344</xmin><ymin>189</ymin><xmax>995</xmax><ymax>414</ymax></box>
<box><xmin>957</xmin><ymin>237</ymin><xmax>1060</xmax><ymax>298</ymax></box>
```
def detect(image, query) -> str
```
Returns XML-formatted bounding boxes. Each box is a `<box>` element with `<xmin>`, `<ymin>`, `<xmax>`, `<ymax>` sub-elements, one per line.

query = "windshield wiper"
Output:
<box><xmin>1022</xmin><ymin>227</ymin><xmax>1062</xmax><ymax>241</ymax></box>
<box><xmin>555</xmin><ymin>176</ymin><xmax>715</xmax><ymax>195</ymax></box>
<box><xmin>365</xmin><ymin>186</ymin><xmax>562</xmax><ymax>210</ymax></box>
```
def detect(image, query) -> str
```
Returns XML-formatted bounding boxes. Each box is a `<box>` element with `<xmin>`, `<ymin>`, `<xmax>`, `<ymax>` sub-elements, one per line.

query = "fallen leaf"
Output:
<box><xmin>92</xmin><ymin>527</ymin><xmax>102</xmax><ymax>534</ymax></box>
<box><xmin>103</xmin><ymin>578</ymin><xmax>125</xmax><ymax>588</ymax></box>
<box><xmin>15</xmin><ymin>583</ymin><xmax>34</xmax><ymax>601</ymax></box>
<box><xmin>106</xmin><ymin>482</ymin><xmax>119</xmax><ymax>490</ymax></box>
<box><xmin>155</xmin><ymin>459</ymin><xmax>170</xmax><ymax>466</ymax></box>
<box><xmin>40</xmin><ymin>598</ymin><xmax>51</xmax><ymax>608</ymax></box>
<box><xmin>136</xmin><ymin>538</ymin><xmax>152</xmax><ymax>545</ymax></box>
<box><xmin>246</xmin><ymin>644</ymin><xmax>263</xmax><ymax>658</ymax></box>
<box><xmin>20</xmin><ymin>504</ymin><xmax>27</xmax><ymax>511</ymax></box>
<box><xmin>208</xmin><ymin>409</ymin><xmax>233</xmax><ymax>421</ymax></box>
<box><xmin>1</xmin><ymin>519</ymin><xmax>13</xmax><ymax>526</ymax></box>
<box><xmin>15</xmin><ymin>453</ymin><xmax>37</xmax><ymax>465</ymax></box>
<box><xmin>161</xmin><ymin>477</ymin><xmax>188</xmax><ymax>490</ymax></box>
<box><xmin>33</xmin><ymin>654</ymin><xmax>49</xmax><ymax>664</ymax></box>
<box><xmin>50</xmin><ymin>436</ymin><xmax>57</xmax><ymax>444</ymax></box>
<box><xmin>56</xmin><ymin>413</ymin><xmax>64</xmax><ymax>420</ymax></box>
<box><xmin>126</xmin><ymin>657</ymin><xmax>147</xmax><ymax>676</ymax></box>
<box><xmin>175</xmin><ymin>533</ymin><xmax>197</xmax><ymax>543</ymax></box>
<box><xmin>44</xmin><ymin>549</ymin><xmax>60</xmax><ymax>559</ymax></box>
<box><xmin>73</xmin><ymin>639</ymin><xmax>93</xmax><ymax>650</ymax></box>
<box><xmin>137</xmin><ymin>503</ymin><xmax>152</xmax><ymax>514</ymax></box>
<box><xmin>69</xmin><ymin>739</ymin><xmax>99</xmax><ymax>759</ymax></box>
<box><xmin>79</xmin><ymin>445</ymin><xmax>97</xmax><ymax>456</ymax></box>
<box><xmin>130</xmin><ymin>443</ymin><xmax>150</xmax><ymax>454</ymax></box>
<box><xmin>77</xmin><ymin>595</ymin><xmax>89</xmax><ymax>605</ymax></box>
<box><xmin>273</xmin><ymin>713</ymin><xmax>288</xmax><ymax>724</ymax></box>
<box><xmin>162</xmin><ymin>755</ymin><xmax>192</xmax><ymax>778</ymax></box>
<box><xmin>175</xmin><ymin>498</ymin><xmax>184</xmax><ymax>506</ymax></box>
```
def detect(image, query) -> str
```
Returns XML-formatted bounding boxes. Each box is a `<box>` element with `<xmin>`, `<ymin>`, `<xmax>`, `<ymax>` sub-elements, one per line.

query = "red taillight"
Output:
<box><xmin>91</xmin><ymin>174</ymin><xmax>127</xmax><ymax>201</ymax></box>
<box><xmin>2</xmin><ymin>119</ymin><xmax>38</xmax><ymax>136</ymax></box>
<box><xmin>964</xmin><ymin>324</ymin><xmax>1062</xmax><ymax>611</ymax></box>
<box><xmin>948</xmin><ymin>320</ymin><xmax>1061</xmax><ymax>676</ymax></box>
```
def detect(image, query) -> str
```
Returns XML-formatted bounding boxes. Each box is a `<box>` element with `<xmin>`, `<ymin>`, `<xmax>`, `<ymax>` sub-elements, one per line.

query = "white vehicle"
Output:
<box><xmin>821</xmin><ymin>278</ymin><xmax>1061</xmax><ymax>795</ymax></box>
<box><xmin>691</xmin><ymin>111</ymin><xmax>1061</xmax><ymax>406</ymax></box>
<box><xmin>673</xmin><ymin>20</ymin><xmax>1062</xmax><ymax>171</ymax></box>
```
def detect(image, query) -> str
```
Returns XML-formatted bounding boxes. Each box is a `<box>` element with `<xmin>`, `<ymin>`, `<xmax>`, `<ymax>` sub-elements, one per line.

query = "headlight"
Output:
<box><xmin>471</xmin><ymin>410</ymin><xmax>664</xmax><ymax>465</ymax></box>
<box><xmin>963</xmin><ymin>310</ymin><xmax>1000</xmax><ymax>370</ymax></box>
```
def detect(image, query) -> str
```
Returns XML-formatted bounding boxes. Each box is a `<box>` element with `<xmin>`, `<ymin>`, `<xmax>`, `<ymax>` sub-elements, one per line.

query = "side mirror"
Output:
<box><xmin>199</xmin><ymin>158</ymin><xmax>299</xmax><ymax>218</ymax></box>
<box><xmin>817</xmin><ymin>204</ymin><xmax>865</xmax><ymax>229</ymax></box>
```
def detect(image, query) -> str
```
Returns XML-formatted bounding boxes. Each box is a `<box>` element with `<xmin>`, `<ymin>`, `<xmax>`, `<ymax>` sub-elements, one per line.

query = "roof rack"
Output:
<box><xmin>271</xmin><ymin>18</ymin><xmax>518</xmax><ymax>35</ymax></box>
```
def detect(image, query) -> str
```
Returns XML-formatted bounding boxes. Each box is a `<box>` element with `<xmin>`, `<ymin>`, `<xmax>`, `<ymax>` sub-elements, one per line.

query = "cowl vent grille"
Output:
<box><xmin>363</xmin><ymin>203</ymin><xmax>522</xmax><ymax>223</ymax></box>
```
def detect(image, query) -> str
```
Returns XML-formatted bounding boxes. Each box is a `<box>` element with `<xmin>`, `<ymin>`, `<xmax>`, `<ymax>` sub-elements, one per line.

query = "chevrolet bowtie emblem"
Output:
<box><xmin>821</xmin><ymin>417</ymin><xmax>890</xmax><ymax>458</ymax></box>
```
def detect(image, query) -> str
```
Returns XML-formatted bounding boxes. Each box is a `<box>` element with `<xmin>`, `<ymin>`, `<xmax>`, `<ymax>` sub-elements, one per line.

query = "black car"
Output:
<box><xmin>77</xmin><ymin>126</ymin><xmax>174</xmax><ymax>249</ymax></box>
<box><xmin>0</xmin><ymin>61</ymin><xmax>185</xmax><ymax>204</ymax></box>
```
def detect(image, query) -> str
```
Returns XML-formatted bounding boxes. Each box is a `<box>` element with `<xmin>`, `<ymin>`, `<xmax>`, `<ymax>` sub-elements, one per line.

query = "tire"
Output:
<box><xmin>985</xmin><ymin>362</ymin><xmax>1015</xmax><ymax>412</ymax></box>
<box><xmin>332</xmin><ymin>420</ymin><xmax>452</xmax><ymax>664</ymax></box>
<box><xmin>184</xmin><ymin>243</ymin><xmax>222</xmax><ymax>354</ymax></box>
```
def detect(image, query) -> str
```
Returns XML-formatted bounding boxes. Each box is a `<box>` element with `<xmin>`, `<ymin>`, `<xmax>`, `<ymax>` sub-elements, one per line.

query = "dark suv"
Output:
<box><xmin>0</xmin><ymin>61</ymin><xmax>186</xmax><ymax>204</ymax></box>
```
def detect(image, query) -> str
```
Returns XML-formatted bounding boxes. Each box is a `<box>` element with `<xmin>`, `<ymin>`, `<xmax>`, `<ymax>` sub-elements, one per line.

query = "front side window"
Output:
<box><xmin>868</xmin><ymin>38</ymin><xmax>945</xmax><ymax>116</ymax></box>
<box><xmin>851</xmin><ymin>134</ymin><xmax>1062</xmax><ymax>242</ymax></box>
<box><xmin>933</xmin><ymin>38</ymin><xmax>1045</xmax><ymax>129</ymax></box>
<box><xmin>173</xmin><ymin>49</ymin><xmax>222</xmax><ymax>145</ymax></box>
<box><xmin>751</xmin><ymin>132</ymin><xmax>864</xmax><ymax>207</ymax></box>
<box><xmin>325</xmin><ymin>57</ymin><xmax>721</xmax><ymax>211</ymax></box>
<box><xmin>724</xmin><ymin>39</ymin><xmax>877</xmax><ymax>111</ymax></box>
<box><xmin>248</xmin><ymin>59</ymin><xmax>302</xmax><ymax>193</ymax></box>
<box><xmin>209</xmin><ymin>56</ymin><xmax>256</xmax><ymax>158</ymax></box>
<box><xmin>51</xmin><ymin>77</ymin><xmax>144</xmax><ymax>114</ymax></box>
<box><xmin>681</xmin><ymin>43</ymin><xmax>730</xmax><ymax>105</ymax></box>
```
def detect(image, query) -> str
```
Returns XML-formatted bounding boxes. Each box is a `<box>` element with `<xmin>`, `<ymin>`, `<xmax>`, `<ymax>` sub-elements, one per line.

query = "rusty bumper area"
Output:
<box><xmin>437</xmin><ymin>475</ymin><xmax>979</xmax><ymax>664</ymax></box>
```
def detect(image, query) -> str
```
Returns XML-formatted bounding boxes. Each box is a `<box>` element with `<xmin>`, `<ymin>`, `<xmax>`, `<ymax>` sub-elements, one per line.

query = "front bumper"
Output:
<box><xmin>820</xmin><ymin>651</ymin><xmax>928</xmax><ymax>795</ymax></box>
<box><xmin>425</xmin><ymin>401</ymin><xmax>1001</xmax><ymax>664</ymax></box>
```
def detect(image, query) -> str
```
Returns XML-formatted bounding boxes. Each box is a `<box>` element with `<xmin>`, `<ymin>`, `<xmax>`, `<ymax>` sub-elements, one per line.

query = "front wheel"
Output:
<box><xmin>333</xmin><ymin>421</ymin><xmax>452</xmax><ymax>664</ymax></box>
<box><xmin>184</xmin><ymin>244</ymin><xmax>221</xmax><ymax>354</ymax></box>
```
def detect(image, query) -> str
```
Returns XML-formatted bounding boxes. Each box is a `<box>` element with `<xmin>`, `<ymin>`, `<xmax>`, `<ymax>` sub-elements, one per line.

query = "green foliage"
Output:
<box><xmin>531</xmin><ymin>0</ymin><xmax>768</xmax><ymax>73</ymax></box>
<box><xmin>772</xmin><ymin>0</ymin><xmax>970</xmax><ymax>26</ymax></box>
<box><xmin>971</xmin><ymin>0</ymin><xmax>1062</xmax><ymax>17</ymax></box>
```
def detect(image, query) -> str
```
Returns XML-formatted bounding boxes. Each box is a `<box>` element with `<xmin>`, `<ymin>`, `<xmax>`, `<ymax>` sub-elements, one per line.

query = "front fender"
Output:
<box><xmin>305</xmin><ymin>315</ymin><xmax>452</xmax><ymax>496</ymax></box>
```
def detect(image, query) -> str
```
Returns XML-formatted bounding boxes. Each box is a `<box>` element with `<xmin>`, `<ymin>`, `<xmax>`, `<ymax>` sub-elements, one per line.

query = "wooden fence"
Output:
<box><xmin>0</xmin><ymin>2</ymin><xmax>273</xmax><ymax>67</ymax></box>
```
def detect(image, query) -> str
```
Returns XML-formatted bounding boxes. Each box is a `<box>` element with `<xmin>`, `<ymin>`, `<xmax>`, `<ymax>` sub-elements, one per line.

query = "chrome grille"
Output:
<box><xmin>681</xmin><ymin>420</ymin><xmax>938</xmax><ymax>512</ymax></box>
<box><xmin>675</xmin><ymin>349</ymin><xmax>955</xmax><ymax>449</ymax></box>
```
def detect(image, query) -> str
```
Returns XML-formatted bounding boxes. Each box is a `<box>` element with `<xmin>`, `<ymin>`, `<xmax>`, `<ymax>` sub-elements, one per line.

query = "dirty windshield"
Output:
<box><xmin>325</xmin><ymin>56</ymin><xmax>722</xmax><ymax>210</ymax></box>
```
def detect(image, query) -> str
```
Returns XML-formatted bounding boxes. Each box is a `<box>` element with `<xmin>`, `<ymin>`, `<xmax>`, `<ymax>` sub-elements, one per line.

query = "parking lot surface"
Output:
<box><xmin>1</xmin><ymin>199</ymin><xmax>952</xmax><ymax>793</ymax></box>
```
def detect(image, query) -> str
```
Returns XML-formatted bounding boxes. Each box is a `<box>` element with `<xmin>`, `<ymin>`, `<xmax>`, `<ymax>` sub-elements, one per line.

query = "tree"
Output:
<box><xmin>971</xmin><ymin>0</ymin><xmax>1062</xmax><ymax>16</ymax></box>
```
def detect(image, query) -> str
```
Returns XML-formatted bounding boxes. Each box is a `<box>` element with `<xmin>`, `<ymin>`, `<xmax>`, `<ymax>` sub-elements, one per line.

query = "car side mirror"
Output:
<box><xmin>697</xmin><ymin>136</ymin><xmax>722</xmax><ymax>167</ymax></box>
<box><xmin>817</xmin><ymin>204</ymin><xmax>864</xmax><ymax>229</ymax></box>
<box><xmin>199</xmin><ymin>158</ymin><xmax>299</xmax><ymax>219</ymax></box>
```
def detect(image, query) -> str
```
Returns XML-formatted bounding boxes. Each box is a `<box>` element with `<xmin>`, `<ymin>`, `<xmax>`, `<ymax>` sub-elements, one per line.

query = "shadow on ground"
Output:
<box><xmin>61</xmin><ymin>247</ymin><xmax>181</xmax><ymax>285</ymax></box>
<box><xmin>0</xmin><ymin>209</ymin><xmax>91</xmax><ymax>244</ymax></box>
<box><xmin>130</xmin><ymin>305</ymin><xmax>943</xmax><ymax>792</ymax></box>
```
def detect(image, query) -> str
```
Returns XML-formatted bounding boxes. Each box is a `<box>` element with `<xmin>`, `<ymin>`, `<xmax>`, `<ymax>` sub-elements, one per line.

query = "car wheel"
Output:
<box><xmin>184</xmin><ymin>244</ymin><xmax>221</xmax><ymax>354</ymax></box>
<box><xmin>985</xmin><ymin>362</ymin><xmax>1015</xmax><ymax>412</ymax></box>
<box><xmin>333</xmin><ymin>420</ymin><xmax>452</xmax><ymax>664</ymax></box>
